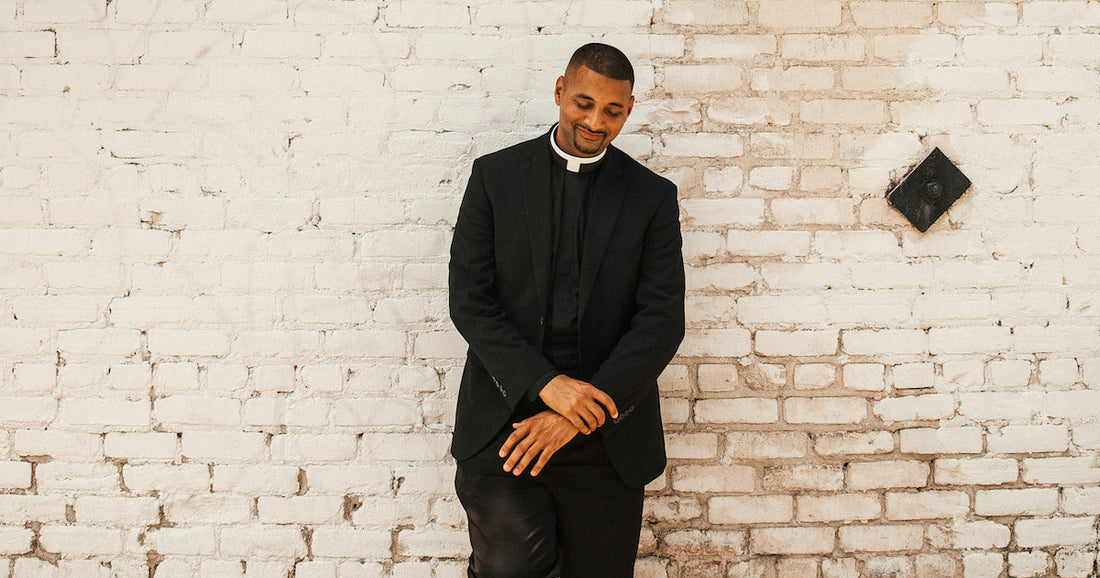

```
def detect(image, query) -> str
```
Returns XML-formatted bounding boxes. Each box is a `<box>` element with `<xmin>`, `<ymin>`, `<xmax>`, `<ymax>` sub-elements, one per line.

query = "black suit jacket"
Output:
<box><xmin>448</xmin><ymin>130</ymin><xmax>685</xmax><ymax>488</ymax></box>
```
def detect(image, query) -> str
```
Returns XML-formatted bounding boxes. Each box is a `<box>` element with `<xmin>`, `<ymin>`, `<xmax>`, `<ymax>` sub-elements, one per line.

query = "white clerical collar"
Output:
<box><xmin>549</xmin><ymin>124</ymin><xmax>606</xmax><ymax>173</ymax></box>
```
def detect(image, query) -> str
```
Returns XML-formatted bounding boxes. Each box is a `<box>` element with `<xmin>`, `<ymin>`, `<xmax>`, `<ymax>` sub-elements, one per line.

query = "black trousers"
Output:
<box><xmin>455</xmin><ymin>423</ymin><xmax>644</xmax><ymax>578</ymax></box>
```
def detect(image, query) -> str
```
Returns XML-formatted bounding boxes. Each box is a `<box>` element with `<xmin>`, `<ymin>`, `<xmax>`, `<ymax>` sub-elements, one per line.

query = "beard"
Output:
<box><xmin>569</xmin><ymin>123</ymin><xmax>607</xmax><ymax>156</ymax></box>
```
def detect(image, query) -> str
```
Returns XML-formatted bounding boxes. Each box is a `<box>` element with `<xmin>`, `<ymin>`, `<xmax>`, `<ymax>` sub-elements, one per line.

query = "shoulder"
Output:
<box><xmin>608</xmin><ymin>146</ymin><xmax>677</xmax><ymax>196</ymax></box>
<box><xmin>473</xmin><ymin>133</ymin><xmax>544</xmax><ymax>170</ymax></box>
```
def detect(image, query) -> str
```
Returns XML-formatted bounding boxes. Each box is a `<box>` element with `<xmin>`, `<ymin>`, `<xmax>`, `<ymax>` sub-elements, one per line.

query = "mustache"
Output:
<box><xmin>575</xmin><ymin>123</ymin><xmax>607</xmax><ymax>136</ymax></box>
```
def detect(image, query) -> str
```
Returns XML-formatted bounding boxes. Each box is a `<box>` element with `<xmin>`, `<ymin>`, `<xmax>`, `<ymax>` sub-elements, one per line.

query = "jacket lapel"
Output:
<box><xmin>521</xmin><ymin>133</ymin><xmax>554</xmax><ymax>317</ymax></box>
<box><xmin>578</xmin><ymin>147</ymin><xmax>626</xmax><ymax>318</ymax></box>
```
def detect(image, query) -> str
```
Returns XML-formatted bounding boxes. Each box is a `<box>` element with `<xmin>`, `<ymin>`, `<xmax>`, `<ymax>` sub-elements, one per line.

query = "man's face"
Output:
<box><xmin>554</xmin><ymin>64</ymin><xmax>634</xmax><ymax>157</ymax></box>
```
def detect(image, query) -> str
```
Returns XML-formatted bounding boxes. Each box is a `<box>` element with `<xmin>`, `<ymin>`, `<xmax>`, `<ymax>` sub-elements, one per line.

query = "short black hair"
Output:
<box><xmin>566</xmin><ymin>43</ymin><xmax>634</xmax><ymax>87</ymax></box>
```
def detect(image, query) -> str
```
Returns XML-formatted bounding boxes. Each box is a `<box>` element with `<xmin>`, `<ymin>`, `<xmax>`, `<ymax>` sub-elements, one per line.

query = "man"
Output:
<box><xmin>448</xmin><ymin>43</ymin><xmax>685</xmax><ymax>577</ymax></box>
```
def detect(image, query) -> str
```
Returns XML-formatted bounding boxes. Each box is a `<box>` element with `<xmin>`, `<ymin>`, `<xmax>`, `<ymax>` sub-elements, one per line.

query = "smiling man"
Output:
<box><xmin>449</xmin><ymin>43</ymin><xmax>685</xmax><ymax>577</ymax></box>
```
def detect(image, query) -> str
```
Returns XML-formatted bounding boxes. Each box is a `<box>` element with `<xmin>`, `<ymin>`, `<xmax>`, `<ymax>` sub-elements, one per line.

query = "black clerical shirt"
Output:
<box><xmin>513</xmin><ymin>128</ymin><xmax>603</xmax><ymax>420</ymax></box>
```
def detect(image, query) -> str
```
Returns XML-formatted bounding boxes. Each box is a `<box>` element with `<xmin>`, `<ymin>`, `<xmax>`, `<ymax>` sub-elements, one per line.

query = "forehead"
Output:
<box><xmin>563</xmin><ymin>65</ymin><xmax>633</xmax><ymax>104</ymax></box>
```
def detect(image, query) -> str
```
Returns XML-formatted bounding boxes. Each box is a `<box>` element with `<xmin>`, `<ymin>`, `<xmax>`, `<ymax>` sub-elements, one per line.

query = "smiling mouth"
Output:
<box><xmin>576</xmin><ymin>125</ymin><xmax>606</xmax><ymax>141</ymax></box>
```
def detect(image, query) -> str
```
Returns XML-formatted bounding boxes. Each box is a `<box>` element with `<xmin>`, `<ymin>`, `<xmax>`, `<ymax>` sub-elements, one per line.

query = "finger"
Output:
<box><xmin>512</xmin><ymin>443</ymin><xmax>542</xmax><ymax>476</ymax></box>
<box><xmin>563</xmin><ymin>412</ymin><xmax>590</xmax><ymax>435</ymax></box>
<box><xmin>529</xmin><ymin>446</ymin><xmax>557</xmax><ymax>477</ymax></box>
<box><xmin>593</xmin><ymin>389</ymin><xmax>618</xmax><ymax>419</ymax></box>
<box><xmin>498</xmin><ymin>425</ymin><xmax>525</xmax><ymax>458</ymax></box>
<box><xmin>503</xmin><ymin>436</ymin><xmax>535</xmax><ymax>472</ymax></box>
<box><xmin>585</xmin><ymin>400</ymin><xmax>606</xmax><ymax>428</ymax></box>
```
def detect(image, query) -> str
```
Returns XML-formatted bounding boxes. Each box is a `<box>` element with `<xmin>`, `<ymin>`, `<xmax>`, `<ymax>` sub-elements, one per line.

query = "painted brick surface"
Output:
<box><xmin>1</xmin><ymin>0</ymin><xmax>1098</xmax><ymax>576</ymax></box>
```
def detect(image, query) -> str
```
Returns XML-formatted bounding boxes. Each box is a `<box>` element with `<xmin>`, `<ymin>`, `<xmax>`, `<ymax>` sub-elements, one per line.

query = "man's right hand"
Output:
<box><xmin>538</xmin><ymin>375</ymin><xmax>618</xmax><ymax>434</ymax></box>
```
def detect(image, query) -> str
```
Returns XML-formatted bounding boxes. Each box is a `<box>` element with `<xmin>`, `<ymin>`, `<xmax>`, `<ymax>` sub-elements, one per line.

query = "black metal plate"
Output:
<box><xmin>887</xmin><ymin>147</ymin><xmax>971</xmax><ymax>232</ymax></box>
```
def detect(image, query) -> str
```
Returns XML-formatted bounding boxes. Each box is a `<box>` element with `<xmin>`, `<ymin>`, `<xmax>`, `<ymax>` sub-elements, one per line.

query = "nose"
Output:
<box><xmin>584</xmin><ymin>110</ymin><xmax>605</xmax><ymax>133</ymax></box>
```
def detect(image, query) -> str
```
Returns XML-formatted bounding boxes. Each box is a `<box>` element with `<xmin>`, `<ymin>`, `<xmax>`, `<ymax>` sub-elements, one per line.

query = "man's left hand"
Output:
<box><xmin>499</xmin><ymin>410</ymin><xmax>579</xmax><ymax>477</ymax></box>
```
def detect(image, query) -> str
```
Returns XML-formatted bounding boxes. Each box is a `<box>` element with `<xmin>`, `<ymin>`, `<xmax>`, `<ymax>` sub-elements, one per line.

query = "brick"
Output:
<box><xmin>258</xmin><ymin>496</ymin><xmax>343</xmax><ymax>524</ymax></box>
<box><xmin>934</xmin><ymin>458</ymin><xmax>1018</xmax><ymax>485</ymax></box>
<box><xmin>749</xmin><ymin>527</ymin><xmax>833</xmax><ymax>555</ymax></box>
<box><xmin>115</xmin><ymin>0</ymin><xmax>200</xmax><ymax>23</ymax></box>
<box><xmin>726</xmin><ymin>231</ymin><xmax>811</xmax><ymax>257</ymax></box>
<box><xmin>0</xmin><ymin>31</ymin><xmax>56</xmax><ymax>58</ymax></box>
<box><xmin>57</xmin><ymin>398</ymin><xmax>150</xmax><ymax>430</ymax></box>
<box><xmin>182</xmin><ymin>431</ymin><xmax>266</xmax><ymax>462</ymax></box>
<box><xmin>873</xmin><ymin>394</ymin><xmax>953</xmax><ymax>422</ymax></box>
<box><xmin>1074</xmin><ymin>424</ymin><xmax>1100</xmax><ymax>450</ymax></box>
<box><xmin>975</xmin><ymin>488</ymin><xmax>1059</xmax><ymax>517</ymax></box>
<box><xmin>953</xmin><ymin>520</ymin><xmax>1010</xmax><ymax>549</ymax></box>
<box><xmin>937</xmin><ymin>3</ymin><xmax>1018</xmax><ymax>27</ymax></box>
<box><xmin>851</xmin><ymin>1</ymin><xmax>932</xmax><ymax>27</ymax></box>
<box><xmin>156</xmin><ymin>396</ymin><xmax>241</xmax><ymax>428</ymax></box>
<box><xmin>36</xmin><ymin>462</ymin><xmax>117</xmax><ymax>492</ymax></box>
<box><xmin>74</xmin><ymin>496</ymin><xmax>158</xmax><ymax>525</ymax></box>
<box><xmin>38</xmin><ymin>526</ymin><xmax>123</xmax><ymax>556</ymax></box>
<box><xmin>843</xmin><ymin>364</ymin><xmax>885</xmax><ymax>392</ymax></box>
<box><xmin>959</xmin><ymin>392</ymin><xmax>1044</xmax><ymax>421</ymax></box>
<box><xmin>1023</xmin><ymin>1</ymin><xmax>1100</xmax><ymax>26</ymax></box>
<box><xmin>763</xmin><ymin>465</ymin><xmax>843</xmax><ymax>491</ymax></box>
<box><xmin>696</xmin><ymin>364</ymin><xmax>740</xmax><ymax>392</ymax></box>
<box><xmin>694</xmin><ymin>398</ymin><xmax>778</xmax><ymax>424</ymax></box>
<box><xmin>220</xmin><ymin>525</ymin><xmax>309</xmax><ymax>558</ymax></box>
<box><xmin>660</xmin><ymin>133</ymin><xmax>744</xmax><ymax>157</ymax></box>
<box><xmin>886</xmin><ymin>490</ymin><xmax>970</xmax><ymax>520</ymax></box>
<box><xmin>843</xmin><ymin>329</ymin><xmax>927</xmax><ymax>355</ymax></box>
<box><xmin>1063</xmin><ymin>487</ymin><xmax>1100</xmax><ymax>516</ymax></box>
<box><xmin>758</xmin><ymin>1</ymin><xmax>841</xmax><ymax>29</ymax></box>
<box><xmin>1055</xmin><ymin>550</ymin><xmax>1096</xmax><ymax>578</ymax></box>
<box><xmin>793</xmin><ymin>364</ymin><xmax>836</xmax><ymax>389</ymax></box>
<box><xmin>663</xmin><ymin>529</ymin><xmax>745</xmax><ymax>556</ymax></box>
<box><xmin>144</xmin><ymin>527</ymin><xmax>216</xmax><ymax>556</ymax></box>
<box><xmin>0</xmin><ymin>526</ymin><xmax>33</xmax><ymax>555</ymax></box>
<box><xmin>0</xmin><ymin>495</ymin><xmax>67</xmax><ymax>523</ymax></box>
<box><xmin>0</xmin><ymin>397</ymin><xmax>57</xmax><ymax>426</ymax></box>
<box><xmin>13</xmin><ymin>430</ymin><xmax>99</xmax><ymax>459</ymax></box>
<box><xmin>847</xmin><ymin>460</ymin><xmax>928</xmax><ymax>490</ymax></box>
<box><xmin>104</xmin><ymin>432</ymin><xmax>177</xmax><ymax>461</ymax></box>
<box><xmin>900</xmin><ymin>427</ymin><xmax>982</xmax><ymax>455</ymax></box>
<box><xmin>645</xmin><ymin>496</ymin><xmax>703</xmax><ymax>523</ymax></box>
<box><xmin>1020</xmin><ymin>457</ymin><xmax>1100</xmax><ymax>484</ymax></box>
<box><xmin>814</xmin><ymin>431</ymin><xmax>893</xmax><ymax>456</ymax></box>
<box><xmin>988</xmin><ymin>425</ymin><xmax>1070</xmax><ymax>454</ymax></box>
<box><xmin>678</xmin><ymin>329</ymin><xmax>752</xmax><ymax>357</ymax></box>
<box><xmin>0</xmin><ymin>461</ymin><xmax>32</xmax><ymax>489</ymax></box>
<box><xmin>727</xmin><ymin>431</ymin><xmax>811</xmax><ymax>460</ymax></box>
<box><xmin>964</xmin><ymin>552</ymin><xmax>1005</xmax><ymax>578</ymax></box>
<box><xmin>1014</xmin><ymin>517</ymin><xmax>1097</xmax><ymax>548</ymax></box>
<box><xmin>1048</xmin><ymin>390</ymin><xmax>1100</xmax><ymax>418</ymax></box>
<box><xmin>693</xmin><ymin>34</ymin><xmax>776</xmax><ymax>59</ymax></box>
<box><xmin>242</xmin><ymin>30</ymin><xmax>320</xmax><ymax>59</ymax></box>
<box><xmin>148</xmin><ymin>31</ymin><xmax>234</xmax><ymax>60</ymax></box>
<box><xmin>784</xmin><ymin>397</ymin><xmax>866</xmax><ymax>424</ymax></box>
<box><xmin>890</xmin><ymin>363</ymin><xmax>935</xmax><ymax>390</ymax></box>
<box><xmin>312</xmin><ymin>527</ymin><xmax>391</xmax><ymax>559</ymax></box>
<box><xmin>710</xmin><ymin>495</ymin><xmax>792</xmax><ymax>524</ymax></box>
<box><xmin>680</xmin><ymin>198</ymin><xmax>765</xmax><ymax>227</ymax></box>
<box><xmin>838</xmin><ymin>525</ymin><xmax>923</xmax><ymax>552</ymax></box>
<box><xmin>929</xmin><ymin>326</ymin><xmax>1012</xmax><ymax>355</ymax></box>
<box><xmin>797</xmin><ymin>493</ymin><xmax>880</xmax><ymax>522</ymax></box>
<box><xmin>978</xmin><ymin>99</ymin><xmax>1062</xmax><ymax>126</ymax></box>
<box><xmin>123</xmin><ymin>464</ymin><xmax>210</xmax><ymax>493</ymax></box>
<box><xmin>665</xmin><ymin>433</ymin><xmax>719</xmax><ymax>460</ymax></box>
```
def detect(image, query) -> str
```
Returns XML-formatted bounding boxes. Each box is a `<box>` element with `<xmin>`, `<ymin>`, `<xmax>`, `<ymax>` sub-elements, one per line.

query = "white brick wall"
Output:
<box><xmin>1</xmin><ymin>0</ymin><xmax>1098</xmax><ymax>576</ymax></box>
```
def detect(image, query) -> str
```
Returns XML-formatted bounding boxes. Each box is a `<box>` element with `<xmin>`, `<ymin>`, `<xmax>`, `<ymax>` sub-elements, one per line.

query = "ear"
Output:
<box><xmin>626</xmin><ymin>95</ymin><xmax>635</xmax><ymax>117</ymax></box>
<box><xmin>554</xmin><ymin>76</ymin><xmax>565</xmax><ymax>106</ymax></box>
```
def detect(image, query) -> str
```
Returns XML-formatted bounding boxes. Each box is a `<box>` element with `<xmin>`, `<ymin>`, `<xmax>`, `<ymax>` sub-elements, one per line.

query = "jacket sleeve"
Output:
<box><xmin>448</xmin><ymin>159</ymin><xmax>558</xmax><ymax>408</ymax></box>
<box><xmin>589</xmin><ymin>183</ymin><xmax>685</xmax><ymax>428</ymax></box>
